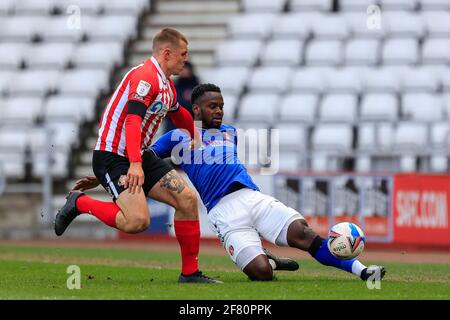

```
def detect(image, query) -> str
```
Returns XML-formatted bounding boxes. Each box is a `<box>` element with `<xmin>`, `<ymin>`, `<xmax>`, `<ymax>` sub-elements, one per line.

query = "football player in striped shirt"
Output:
<box><xmin>55</xmin><ymin>28</ymin><xmax>219</xmax><ymax>283</ymax></box>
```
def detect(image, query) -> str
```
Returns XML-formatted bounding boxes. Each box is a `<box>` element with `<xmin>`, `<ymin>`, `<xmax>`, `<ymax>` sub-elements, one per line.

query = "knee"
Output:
<box><xmin>124</xmin><ymin>215</ymin><xmax>150</xmax><ymax>234</ymax></box>
<box><xmin>246</xmin><ymin>264</ymin><xmax>273</xmax><ymax>281</ymax></box>
<box><xmin>176</xmin><ymin>188</ymin><xmax>198</xmax><ymax>216</ymax></box>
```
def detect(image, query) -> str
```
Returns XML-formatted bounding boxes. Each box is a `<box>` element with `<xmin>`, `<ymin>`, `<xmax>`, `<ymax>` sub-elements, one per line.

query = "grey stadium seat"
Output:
<box><xmin>13</xmin><ymin>0</ymin><xmax>57</xmax><ymax>15</ymax></box>
<box><xmin>25</xmin><ymin>43</ymin><xmax>74</xmax><ymax>70</ymax></box>
<box><xmin>340</xmin><ymin>0</ymin><xmax>379</xmax><ymax>11</ymax></box>
<box><xmin>44</xmin><ymin>96</ymin><xmax>96</xmax><ymax>122</ymax></box>
<box><xmin>357</xmin><ymin>122</ymin><xmax>394</xmax><ymax>152</ymax></box>
<box><xmin>261</xmin><ymin>39</ymin><xmax>303</xmax><ymax>66</ymax></box>
<box><xmin>402</xmin><ymin>93</ymin><xmax>443</xmax><ymax>121</ymax></box>
<box><xmin>384</xmin><ymin>12</ymin><xmax>425</xmax><ymax>38</ymax></box>
<box><xmin>360</xmin><ymin>93</ymin><xmax>398</xmax><ymax>121</ymax></box>
<box><xmin>279</xmin><ymin>93</ymin><xmax>319</xmax><ymax>123</ymax></box>
<box><xmin>423</xmin><ymin>12</ymin><xmax>450</xmax><ymax>37</ymax></box>
<box><xmin>242</xmin><ymin>0</ymin><xmax>287</xmax><ymax>13</ymax></box>
<box><xmin>248</xmin><ymin>67</ymin><xmax>293</xmax><ymax>93</ymax></box>
<box><xmin>0</xmin><ymin>43</ymin><xmax>28</xmax><ymax>69</ymax></box>
<box><xmin>56</xmin><ymin>0</ymin><xmax>104</xmax><ymax>15</ymax></box>
<box><xmin>310</xmin><ymin>15</ymin><xmax>349</xmax><ymax>40</ymax></box>
<box><xmin>290</xmin><ymin>0</ymin><xmax>333</xmax><ymax>12</ymax></box>
<box><xmin>344</xmin><ymin>39</ymin><xmax>380</xmax><ymax>66</ymax></box>
<box><xmin>379</xmin><ymin>0</ymin><xmax>418</xmax><ymax>11</ymax></box>
<box><xmin>0</xmin><ymin>16</ymin><xmax>46</xmax><ymax>41</ymax></box>
<box><xmin>401</xmin><ymin>67</ymin><xmax>441</xmax><ymax>92</ymax></box>
<box><xmin>382</xmin><ymin>38</ymin><xmax>419</xmax><ymax>65</ymax></box>
<box><xmin>238</xmin><ymin>94</ymin><xmax>279</xmax><ymax>123</ymax></box>
<box><xmin>290</xmin><ymin>67</ymin><xmax>331</xmax><ymax>93</ymax></box>
<box><xmin>420</xmin><ymin>0</ymin><xmax>450</xmax><ymax>11</ymax></box>
<box><xmin>272</xmin><ymin>13</ymin><xmax>311</xmax><ymax>39</ymax></box>
<box><xmin>305</xmin><ymin>40</ymin><xmax>343</xmax><ymax>66</ymax></box>
<box><xmin>8</xmin><ymin>70</ymin><xmax>60</xmax><ymax>97</ymax></box>
<box><xmin>319</xmin><ymin>94</ymin><xmax>358</xmax><ymax>123</ymax></box>
<box><xmin>227</xmin><ymin>14</ymin><xmax>276</xmax><ymax>40</ymax></box>
<box><xmin>422</xmin><ymin>38</ymin><xmax>450</xmax><ymax>65</ymax></box>
<box><xmin>57</xmin><ymin>69</ymin><xmax>109</xmax><ymax>97</ymax></box>
<box><xmin>393</xmin><ymin>122</ymin><xmax>428</xmax><ymax>151</ymax></box>
<box><xmin>202</xmin><ymin>67</ymin><xmax>250</xmax><ymax>95</ymax></box>
<box><xmin>1</xmin><ymin>97</ymin><xmax>44</xmax><ymax>125</ymax></box>
<box><xmin>72</xmin><ymin>41</ymin><xmax>124</xmax><ymax>71</ymax></box>
<box><xmin>324</xmin><ymin>68</ymin><xmax>363</xmax><ymax>93</ymax></box>
<box><xmin>88</xmin><ymin>15</ymin><xmax>138</xmax><ymax>42</ymax></box>
<box><xmin>274</xmin><ymin>125</ymin><xmax>308</xmax><ymax>151</ymax></box>
<box><xmin>40</xmin><ymin>16</ymin><xmax>95</xmax><ymax>42</ymax></box>
<box><xmin>216</xmin><ymin>40</ymin><xmax>262</xmax><ymax>67</ymax></box>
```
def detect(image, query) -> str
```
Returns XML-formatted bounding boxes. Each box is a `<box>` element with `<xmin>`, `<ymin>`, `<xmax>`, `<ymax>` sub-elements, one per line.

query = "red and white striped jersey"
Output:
<box><xmin>95</xmin><ymin>57</ymin><xmax>180</xmax><ymax>157</ymax></box>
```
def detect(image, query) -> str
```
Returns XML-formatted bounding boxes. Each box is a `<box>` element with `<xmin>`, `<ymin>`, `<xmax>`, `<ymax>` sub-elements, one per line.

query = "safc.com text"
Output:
<box><xmin>167</xmin><ymin>128</ymin><xmax>281</xmax><ymax>175</ymax></box>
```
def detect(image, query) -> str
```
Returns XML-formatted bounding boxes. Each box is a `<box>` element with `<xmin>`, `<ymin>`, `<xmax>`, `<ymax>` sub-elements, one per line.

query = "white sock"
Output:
<box><xmin>268</xmin><ymin>258</ymin><xmax>277</xmax><ymax>270</ymax></box>
<box><xmin>351</xmin><ymin>260</ymin><xmax>366</xmax><ymax>277</ymax></box>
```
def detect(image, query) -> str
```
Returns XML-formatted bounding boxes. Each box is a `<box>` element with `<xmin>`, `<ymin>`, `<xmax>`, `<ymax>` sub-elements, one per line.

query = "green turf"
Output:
<box><xmin>0</xmin><ymin>244</ymin><xmax>449</xmax><ymax>300</ymax></box>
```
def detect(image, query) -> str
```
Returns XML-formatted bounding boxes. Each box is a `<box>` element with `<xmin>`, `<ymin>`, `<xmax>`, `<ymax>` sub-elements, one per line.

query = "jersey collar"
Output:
<box><xmin>150</xmin><ymin>56</ymin><xmax>168</xmax><ymax>82</ymax></box>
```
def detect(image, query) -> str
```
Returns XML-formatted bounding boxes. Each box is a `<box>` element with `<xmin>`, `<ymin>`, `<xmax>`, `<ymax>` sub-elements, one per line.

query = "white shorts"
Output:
<box><xmin>208</xmin><ymin>188</ymin><xmax>304</xmax><ymax>269</ymax></box>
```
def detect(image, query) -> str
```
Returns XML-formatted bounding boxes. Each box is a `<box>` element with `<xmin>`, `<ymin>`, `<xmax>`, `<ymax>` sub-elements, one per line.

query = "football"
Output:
<box><xmin>327</xmin><ymin>222</ymin><xmax>365</xmax><ymax>260</ymax></box>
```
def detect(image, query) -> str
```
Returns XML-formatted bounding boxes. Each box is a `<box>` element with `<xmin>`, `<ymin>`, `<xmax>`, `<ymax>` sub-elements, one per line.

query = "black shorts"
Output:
<box><xmin>92</xmin><ymin>150</ymin><xmax>173</xmax><ymax>201</ymax></box>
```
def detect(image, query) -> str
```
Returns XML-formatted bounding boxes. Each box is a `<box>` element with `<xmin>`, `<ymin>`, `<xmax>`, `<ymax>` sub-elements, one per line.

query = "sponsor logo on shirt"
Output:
<box><xmin>136</xmin><ymin>80</ymin><xmax>151</xmax><ymax>96</ymax></box>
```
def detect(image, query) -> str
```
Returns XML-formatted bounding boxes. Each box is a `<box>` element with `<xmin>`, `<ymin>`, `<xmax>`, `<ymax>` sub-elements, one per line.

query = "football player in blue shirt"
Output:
<box><xmin>74</xmin><ymin>83</ymin><xmax>386</xmax><ymax>282</ymax></box>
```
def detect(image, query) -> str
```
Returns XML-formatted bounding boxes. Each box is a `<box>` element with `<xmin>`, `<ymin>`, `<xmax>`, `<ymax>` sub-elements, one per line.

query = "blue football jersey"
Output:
<box><xmin>150</xmin><ymin>124</ymin><xmax>259</xmax><ymax>211</ymax></box>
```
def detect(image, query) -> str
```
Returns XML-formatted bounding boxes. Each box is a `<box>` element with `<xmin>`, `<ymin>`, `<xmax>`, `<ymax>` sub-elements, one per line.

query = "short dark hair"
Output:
<box><xmin>191</xmin><ymin>83</ymin><xmax>221</xmax><ymax>105</ymax></box>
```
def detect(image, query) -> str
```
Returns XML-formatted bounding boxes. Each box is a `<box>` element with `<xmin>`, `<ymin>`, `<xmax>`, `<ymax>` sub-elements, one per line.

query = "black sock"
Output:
<box><xmin>307</xmin><ymin>235</ymin><xmax>325</xmax><ymax>257</ymax></box>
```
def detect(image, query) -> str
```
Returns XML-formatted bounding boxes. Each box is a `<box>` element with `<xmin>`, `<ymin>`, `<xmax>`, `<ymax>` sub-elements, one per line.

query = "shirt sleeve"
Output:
<box><xmin>128</xmin><ymin>69</ymin><xmax>157</xmax><ymax>107</ymax></box>
<box><xmin>150</xmin><ymin>129</ymin><xmax>189</xmax><ymax>159</ymax></box>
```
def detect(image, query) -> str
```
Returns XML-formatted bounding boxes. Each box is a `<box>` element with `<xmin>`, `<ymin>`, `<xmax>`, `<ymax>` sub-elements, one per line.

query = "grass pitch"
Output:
<box><xmin>0</xmin><ymin>244</ymin><xmax>449</xmax><ymax>300</ymax></box>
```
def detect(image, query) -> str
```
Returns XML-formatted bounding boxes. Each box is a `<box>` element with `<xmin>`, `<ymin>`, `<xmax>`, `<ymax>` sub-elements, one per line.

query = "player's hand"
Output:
<box><xmin>126</xmin><ymin>162</ymin><xmax>145</xmax><ymax>194</ymax></box>
<box><xmin>71</xmin><ymin>175</ymin><xmax>100</xmax><ymax>192</ymax></box>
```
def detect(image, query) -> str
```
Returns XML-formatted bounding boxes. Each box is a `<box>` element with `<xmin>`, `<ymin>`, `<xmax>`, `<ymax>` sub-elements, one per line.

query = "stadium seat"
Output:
<box><xmin>384</xmin><ymin>12</ymin><xmax>425</xmax><ymax>38</ymax></box>
<box><xmin>238</xmin><ymin>94</ymin><xmax>279</xmax><ymax>123</ymax></box>
<box><xmin>0</xmin><ymin>71</ymin><xmax>15</xmax><ymax>95</ymax></box>
<box><xmin>8</xmin><ymin>70</ymin><xmax>60</xmax><ymax>97</ymax></box>
<box><xmin>0</xmin><ymin>152</ymin><xmax>25</xmax><ymax>179</ymax></box>
<box><xmin>40</xmin><ymin>16</ymin><xmax>94</xmax><ymax>42</ymax></box>
<box><xmin>261</xmin><ymin>40</ymin><xmax>303</xmax><ymax>66</ymax></box>
<box><xmin>1</xmin><ymin>97</ymin><xmax>44</xmax><ymax>124</ymax></box>
<box><xmin>423</xmin><ymin>11</ymin><xmax>450</xmax><ymax>37</ymax></box>
<box><xmin>402</xmin><ymin>93</ymin><xmax>443</xmax><ymax>121</ymax></box>
<box><xmin>227</xmin><ymin>14</ymin><xmax>276</xmax><ymax>39</ymax></box>
<box><xmin>312</xmin><ymin>124</ymin><xmax>353</xmax><ymax>151</ymax></box>
<box><xmin>319</xmin><ymin>94</ymin><xmax>358</xmax><ymax>123</ymax></box>
<box><xmin>0</xmin><ymin>0</ymin><xmax>15</xmax><ymax>15</ymax></box>
<box><xmin>430</xmin><ymin>156</ymin><xmax>448</xmax><ymax>172</ymax></box>
<box><xmin>443</xmin><ymin>94</ymin><xmax>450</xmax><ymax>117</ymax></box>
<box><xmin>25</xmin><ymin>43</ymin><xmax>74</xmax><ymax>70</ymax></box>
<box><xmin>274</xmin><ymin>125</ymin><xmax>308</xmax><ymax>151</ymax></box>
<box><xmin>102</xmin><ymin>0</ymin><xmax>150</xmax><ymax>15</ymax></box>
<box><xmin>248</xmin><ymin>67</ymin><xmax>293</xmax><ymax>93</ymax></box>
<box><xmin>360</xmin><ymin>93</ymin><xmax>398</xmax><ymax>121</ymax></box>
<box><xmin>340</xmin><ymin>0</ymin><xmax>379</xmax><ymax>11</ymax></box>
<box><xmin>399</xmin><ymin>156</ymin><xmax>417</xmax><ymax>172</ymax></box>
<box><xmin>290</xmin><ymin>67</ymin><xmax>330</xmax><ymax>93</ymax></box>
<box><xmin>202</xmin><ymin>67</ymin><xmax>250</xmax><ymax>95</ymax></box>
<box><xmin>0</xmin><ymin>42</ymin><xmax>28</xmax><ymax>69</ymax></box>
<box><xmin>290</xmin><ymin>0</ymin><xmax>333</xmax><ymax>12</ymax></box>
<box><xmin>382</xmin><ymin>38</ymin><xmax>419</xmax><ymax>65</ymax></box>
<box><xmin>242</xmin><ymin>0</ymin><xmax>287</xmax><ymax>12</ymax></box>
<box><xmin>215</xmin><ymin>40</ymin><xmax>262</xmax><ymax>67</ymax></box>
<box><xmin>279</xmin><ymin>93</ymin><xmax>319</xmax><ymax>123</ymax></box>
<box><xmin>344</xmin><ymin>39</ymin><xmax>380</xmax><ymax>66</ymax></box>
<box><xmin>343</xmin><ymin>12</ymin><xmax>386</xmax><ymax>39</ymax></box>
<box><xmin>324</xmin><ymin>68</ymin><xmax>363</xmax><ymax>93</ymax></box>
<box><xmin>305</xmin><ymin>40</ymin><xmax>343</xmax><ymax>66</ymax></box>
<box><xmin>430</xmin><ymin>122</ymin><xmax>450</xmax><ymax>149</ymax></box>
<box><xmin>72</xmin><ymin>41</ymin><xmax>124</xmax><ymax>71</ymax></box>
<box><xmin>14</xmin><ymin>0</ymin><xmax>57</xmax><ymax>15</ymax></box>
<box><xmin>88</xmin><ymin>15</ymin><xmax>138</xmax><ymax>42</ymax></box>
<box><xmin>0</xmin><ymin>129</ymin><xmax>29</xmax><ymax>152</ymax></box>
<box><xmin>393</xmin><ymin>122</ymin><xmax>428</xmax><ymax>151</ymax></box>
<box><xmin>272</xmin><ymin>13</ymin><xmax>311</xmax><ymax>39</ymax></box>
<box><xmin>56</xmin><ymin>0</ymin><xmax>103</xmax><ymax>15</ymax></box>
<box><xmin>57</xmin><ymin>69</ymin><xmax>109</xmax><ymax>97</ymax></box>
<box><xmin>422</xmin><ymin>38</ymin><xmax>450</xmax><ymax>65</ymax></box>
<box><xmin>0</xmin><ymin>16</ymin><xmax>47</xmax><ymax>41</ymax></box>
<box><xmin>311</xmin><ymin>15</ymin><xmax>350</xmax><ymax>40</ymax></box>
<box><xmin>357</xmin><ymin>123</ymin><xmax>394</xmax><ymax>151</ymax></box>
<box><xmin>420</xmin><ymin>0</ymin><xmax>450</xmax><ymax>10</ymax></box>
<box><xmin>362</xmin><ymin>67</ymin><xmax>402</xmax><ymax>93</ymax></box>
<box><xmin>401</xmin><ymin>67</ymin><xmax>441</xmax><ymax>92</ymax></box>
<box><xmin>278</xmin><ymin>151</ymin><xmax>304</xmax><ymax>171</ymax></box>
<box><xmin>32</xmin><ymin>151</ymin><xmax>70</xmax><ymax>178</ymax></box>
<box><xmin>379</xmin><ymin>0</ymin><xmax>418</xmax><ymax>11</ymax></box>
<box><xmin>222</xmin><ymin>93</ymin><xmax>239</xmax><ymax>122</ymax></box>
<box><xmin>44</xmin><ymin>96</ymin><xmax>96</xmax><ymax>122</ymax></box>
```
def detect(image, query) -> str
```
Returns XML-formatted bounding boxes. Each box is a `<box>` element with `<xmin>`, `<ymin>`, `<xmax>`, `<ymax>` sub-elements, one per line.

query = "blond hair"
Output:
<box><xmin>152</xmin><ymin>28</ymin><xmax>188</xmax><ymax>52</ymax></box>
